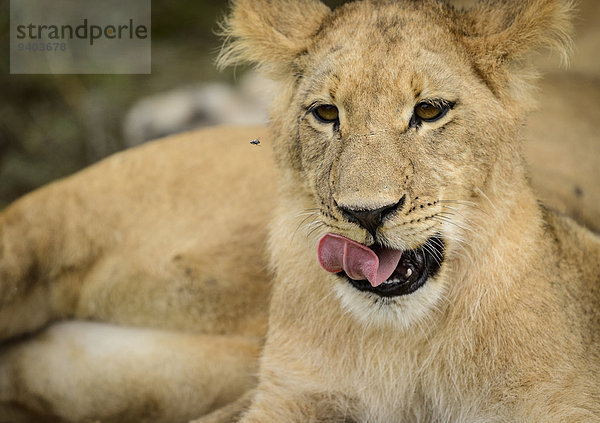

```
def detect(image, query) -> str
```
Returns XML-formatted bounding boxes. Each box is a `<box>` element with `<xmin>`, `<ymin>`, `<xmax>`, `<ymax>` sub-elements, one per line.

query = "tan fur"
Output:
<box><xmin>0</xmin><ymin>1</ymin><xmax>599</xmax><ymax>422</ymax></box>
<box><xmin>0</xmin><ymin>125</ymin><xmax>274</xmax><ymax>341</ymax></box>
<box><xmin>220</xmin><ymin>0</ymin><xmax>600</xmax><ymax>421</ymax></box>
<box><xmin>524</xmin><ymin>73</ymin><xmax>600</xmax><ymax>233</ymax></box>
<box><xmin>0</xmin><ymin>126</ymin><xmax>275</xmax><ymax>422</ymax></box>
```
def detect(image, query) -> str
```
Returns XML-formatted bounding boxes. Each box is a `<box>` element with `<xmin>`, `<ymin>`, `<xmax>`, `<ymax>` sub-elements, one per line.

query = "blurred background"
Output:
<box><xmin>0</xmin><ymin>0</ymin><xmax>598</xmax><ymax>210</ymax></box>
<box><xmin>0</xmin><ymin>0</ymin><xmax>344</xmax><ymax>209</ymax></box>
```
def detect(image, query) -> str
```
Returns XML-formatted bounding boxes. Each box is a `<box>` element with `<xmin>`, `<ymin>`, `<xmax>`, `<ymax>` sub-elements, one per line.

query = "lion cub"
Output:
<box><xmin>218</xmin><ymin>0</ymin><xmax>600</xmax><ymax>421</ymax></box>
<box><xmin>0</xmin><ymin>0</ymin><xmax>598</xmax><ymax>422</ymax></box>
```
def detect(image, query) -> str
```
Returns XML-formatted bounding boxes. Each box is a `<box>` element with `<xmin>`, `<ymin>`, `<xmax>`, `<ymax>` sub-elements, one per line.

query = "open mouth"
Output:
<box><xmin>318</xmin><ymin>234</ymin><xmax>444</xmax><ymax>297</ymax></box>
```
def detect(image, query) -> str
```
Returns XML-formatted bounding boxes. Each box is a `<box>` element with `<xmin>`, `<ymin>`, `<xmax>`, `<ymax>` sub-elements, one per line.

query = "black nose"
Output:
<box><xmin>338</xmin><ymin>195</ymin><xmax>405</xmax><ymax>236</ymax></box>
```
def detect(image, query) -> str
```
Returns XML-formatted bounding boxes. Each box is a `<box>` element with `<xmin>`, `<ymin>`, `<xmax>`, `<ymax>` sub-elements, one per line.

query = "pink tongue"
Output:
<box><xmin>317</xmin><ymin>233</ymin><xmax>403</xmax><ymax>287</ymax></box>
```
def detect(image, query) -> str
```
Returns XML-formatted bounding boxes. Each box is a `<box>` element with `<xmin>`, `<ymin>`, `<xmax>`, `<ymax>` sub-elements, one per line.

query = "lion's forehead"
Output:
<box><xmin>315</xmin><ymin>1</ymin><xmax>465</xmax><ymax>59</ymax></box>
<box><xmin>303</xmin><ymin>7</ymin><xmax>471</xmax><ymax>110</ymax></box>
<box><xmin>300</xmin><ymin>47</ymin><xmax>468</xmax><ymax>122</ymax></box>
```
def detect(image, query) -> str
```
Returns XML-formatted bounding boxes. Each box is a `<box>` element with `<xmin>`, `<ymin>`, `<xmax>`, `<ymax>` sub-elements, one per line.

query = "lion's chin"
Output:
<box><xmin>337</xmin><ymin>236</ymin><xmax>445</xmax><ymax>298</ymax></box>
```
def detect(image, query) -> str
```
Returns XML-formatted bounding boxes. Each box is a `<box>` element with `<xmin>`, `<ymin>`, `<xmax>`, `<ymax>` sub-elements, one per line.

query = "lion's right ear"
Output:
<box><xmin>218</xmin><ymin>0</ymin><xmax>331</xmax><ymax>79</ymax></box>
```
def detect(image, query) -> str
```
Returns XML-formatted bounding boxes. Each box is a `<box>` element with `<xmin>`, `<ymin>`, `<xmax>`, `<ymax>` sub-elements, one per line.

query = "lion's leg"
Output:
<box><xmin>0</xmin><ymin>197</ymin><xmax>63</xmax><ymax>342</ymax></box>
<box><xmin>234</xmin><ymin>387</ymin><xmax>357</xmax><ymax>423</ymax></box>
<box><xmin>190</xmin><ymin>389</ymin><xmax>255</xmax><ymax>423</ymax></box>
<box><xmin>0</xmin><ymin>321</ymin><xmax>261</xmax><ymax>423</ymax></box>
<box><xmin>0</xmin><ymin>178</ymin><xmax>103</xmax><ymax>343</ymax></box>
<box><xmin>236</xmin><ymin>394</ymin><xmax>313</xmax><ymax>423</ymax></box>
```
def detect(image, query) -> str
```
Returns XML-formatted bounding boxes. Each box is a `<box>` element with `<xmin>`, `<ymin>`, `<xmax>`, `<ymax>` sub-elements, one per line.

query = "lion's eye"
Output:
<box><xmin>313</xmin><ymin>105</ymin><xmax>339</xmax><ymax>123</ymax></box>
<box><xmin>414</xmin><ymin>102</ymin><xmax>445</xmax><ymax>122</ymax></box>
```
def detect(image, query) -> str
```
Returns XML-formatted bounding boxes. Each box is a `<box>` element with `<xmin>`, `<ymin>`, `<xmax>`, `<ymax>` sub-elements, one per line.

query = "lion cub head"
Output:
<box><xmin>221</xmin><ymin>0</ymin><xmax>572</xmax><ymax>328</ymax></box>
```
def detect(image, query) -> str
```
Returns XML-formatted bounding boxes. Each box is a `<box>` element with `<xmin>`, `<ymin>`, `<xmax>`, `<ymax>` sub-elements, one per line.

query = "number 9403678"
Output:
<box><xmin>18</xmin><ymin>42</ymin><xmax>67</xmax><ymax>52</ymax></box>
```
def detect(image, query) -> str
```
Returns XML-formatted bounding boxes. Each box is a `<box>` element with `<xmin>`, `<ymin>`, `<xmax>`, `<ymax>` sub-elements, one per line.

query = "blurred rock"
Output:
<box><xmin>123</xmin><ymin>71</ymin><xmax>275</xmax><ymax>146</ymax></box>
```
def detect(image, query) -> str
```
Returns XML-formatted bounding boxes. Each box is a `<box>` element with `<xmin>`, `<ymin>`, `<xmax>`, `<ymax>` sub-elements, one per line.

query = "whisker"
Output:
<box><xmin>440</xmin><ymin>233</ymin><xmax>475</xmax><ymax>266</ymax></box>
<box><xmin>424</xmin><ymin>238</ymin><xmax>444</xmax><ymax>265</ymax></box>
<box><xmin>305</xmin><ymin>219</ymin><xmax>324</xmax><ymax>230</ymax></box>
<box><xmin>438</xmin><ymin>199</ymin><xmax>489</xmax><ymax>217</ymax></box>
<box><xmin>431</xmin><ymin>217</ymin><xmax>469</xmax><ymax>236</ymax></box>
<box><xmin>474</xmin><ymin>188</ymin><xmax>498</xmax><ymax>213</ymax></box>
<box><xmin>297</xmin><ymin>213</ymin><xmax>317</xmax><ymax>227</ymax></box>
<box><xmin>293</xmin><ymin>211</ymin><xmax>321</xmax><ymax>241</ymax></box>
<box><xmin>422</xmin><ymin>245</ymin><xmax>431</xmax><ymax>270</ymax></box>
<box><xmin>422</xmin><ymin>242</ymin><xmax>442</xmax><ymax>266</ymax></box>
<box><xmin>432</xmin><ymin>215</ymin><xmax>476</xmax><ymax>235</ymax></box>
<box><xmin>306</xmin><ymin>221</ymin><xmax>326</xmax><ymax>239</ymax></box>
<box><xmin>437</xmin><ymin>199</ymin><xmax>478</xmax><ymax>208</ymax></box>
<box><xmin>438</xmin><ymin>204</ymin><xmax>474</xmax><ymax>222</ymax></box>
<box><xmin>295</xmin><ymin>212</ymin><xmax>319</xmax><ymax>219</ymax></box>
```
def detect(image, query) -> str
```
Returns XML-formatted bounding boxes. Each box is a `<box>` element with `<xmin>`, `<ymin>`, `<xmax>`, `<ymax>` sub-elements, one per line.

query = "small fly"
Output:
<box><xmin>250</xmin><ymin>138</ymin><xmax>261</xmax><ymax>146</ymax></box>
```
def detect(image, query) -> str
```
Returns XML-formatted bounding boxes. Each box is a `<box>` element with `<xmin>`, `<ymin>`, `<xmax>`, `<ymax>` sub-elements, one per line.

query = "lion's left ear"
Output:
<box><xmin>218</xmin><ymin>0</ymin><xmax>331</xmax><ymax>79</ymax></box>
<box><xmin>461</xmin><ymin>0</ymin><xmax>574</xmax><ymax>103</ymax></box>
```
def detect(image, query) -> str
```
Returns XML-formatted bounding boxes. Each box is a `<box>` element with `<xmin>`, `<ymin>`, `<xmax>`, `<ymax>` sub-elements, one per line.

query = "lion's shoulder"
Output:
<box><xmin>541</xmin><ymin>206</ymin><xmax>600</xmax><ymax>344</ymax></box>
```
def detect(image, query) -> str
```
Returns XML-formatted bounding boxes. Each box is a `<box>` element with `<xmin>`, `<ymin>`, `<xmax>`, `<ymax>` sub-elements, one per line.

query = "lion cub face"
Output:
<box><xmin>284</xmin><ymin>3</ymin><xmax>512</xmax><ymax>327</ymax></box>
<box><xmin>222</xmin><ymin>0</ymin><xmax>572</xmax><ymax>328</ymax></box>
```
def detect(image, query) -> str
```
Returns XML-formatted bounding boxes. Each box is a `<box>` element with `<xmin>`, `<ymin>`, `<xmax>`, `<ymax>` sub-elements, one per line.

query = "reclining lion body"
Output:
<box><xmin>0</xmin><ymin>125</ymin><xmax>274</xmax><ymax>341</ymax></box>
<box><xmin>1</xmin><ymin>0</ymin><xmax>600</xmax><ymax>422</ymax></box>
<box><xmin>0</xmin><ymin>127</ymin><xmax>274</xmax><ymax>422</ymax></box>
